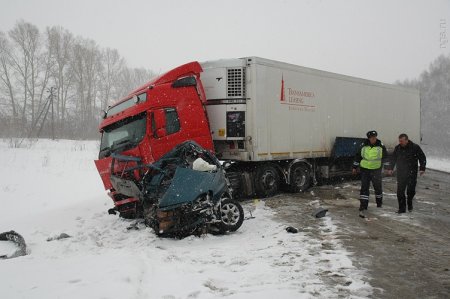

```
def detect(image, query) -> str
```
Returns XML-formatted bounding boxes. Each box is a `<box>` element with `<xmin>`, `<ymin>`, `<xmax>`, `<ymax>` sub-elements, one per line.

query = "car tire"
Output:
<box><xmin>218</xmin><ymin>198</ymin><xmax>244</xmax><ymax>233</ymax></box>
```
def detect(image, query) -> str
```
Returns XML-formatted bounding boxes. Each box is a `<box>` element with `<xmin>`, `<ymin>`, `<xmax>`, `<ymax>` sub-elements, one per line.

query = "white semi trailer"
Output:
<box><xmin>200</xmin><ymin>57</ymin><xmax>420</xmax><ymax>197</ymax></box>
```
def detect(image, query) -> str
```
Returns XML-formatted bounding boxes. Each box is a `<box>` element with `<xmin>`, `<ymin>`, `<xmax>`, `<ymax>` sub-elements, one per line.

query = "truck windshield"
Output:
<box><xmin>107</xmin><ymin>92</ymin><xmax>147</xmax><ymax>117</ymax></box>
<box><xmin>99</xmin><ymin>112</ymin><xmax>146</xmax><ymax>158</ymax></box>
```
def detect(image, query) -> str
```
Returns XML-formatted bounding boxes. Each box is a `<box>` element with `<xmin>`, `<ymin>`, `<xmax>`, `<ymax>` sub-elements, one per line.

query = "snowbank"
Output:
<box><xmin>0</xmin><ymin>139</ymin><xmax>371</xmax><ymax>298</ymax></box>
<box><xmin>426</xmin><ymin>157</ymin><xmax>450</xmax><ymax>173</ymax></box>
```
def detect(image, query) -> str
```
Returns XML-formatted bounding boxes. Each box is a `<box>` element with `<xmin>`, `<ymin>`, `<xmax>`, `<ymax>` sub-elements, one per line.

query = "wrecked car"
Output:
<box><xmin>109</xmin><ymin>141</ymin><xmax>244</xmax><ymax>238</ymax></box>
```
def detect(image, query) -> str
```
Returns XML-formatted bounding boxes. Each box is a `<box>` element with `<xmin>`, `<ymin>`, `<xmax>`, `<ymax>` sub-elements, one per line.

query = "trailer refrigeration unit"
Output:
<box><xmin>95</xmin><ymin>57</ymin><xmax>420</xmax><ymax>218</ymax></box>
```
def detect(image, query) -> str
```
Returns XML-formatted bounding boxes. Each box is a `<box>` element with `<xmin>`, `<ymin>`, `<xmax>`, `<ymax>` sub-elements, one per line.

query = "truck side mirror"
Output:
<box><xmin>153</xmin><ymin>109</ymin><xmax>167</xmax><ymax>138</ymax></box>
<box><xmin>155</xmin><ymin>128</ymin><xmax>167</xmax><ymax>138</ymax></box>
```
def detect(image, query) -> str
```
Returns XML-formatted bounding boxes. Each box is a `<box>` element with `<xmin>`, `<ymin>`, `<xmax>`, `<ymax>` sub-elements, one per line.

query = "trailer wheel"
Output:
<box><xmin>289</xmin><ymin>163</ymin><xmax>311</xmax><ymax>192</ymax></box>
<box><xmin>254</xmin><ymin>164</ymin><xmax>280</xmax><ymax>197</ymax></box>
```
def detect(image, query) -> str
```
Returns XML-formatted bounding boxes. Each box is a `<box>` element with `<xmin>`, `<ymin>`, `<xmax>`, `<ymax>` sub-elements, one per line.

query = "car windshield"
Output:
<box><xmin>100</xmin><ymin>112</ymin><xmax>146</xmax><ymax>155</ymax></box>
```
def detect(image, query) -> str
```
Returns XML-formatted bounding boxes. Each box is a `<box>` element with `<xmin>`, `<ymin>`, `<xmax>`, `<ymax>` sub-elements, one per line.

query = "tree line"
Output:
<box><xmin>395</xmin><ymin>53</ymin><xmax>450</xmax><ymax>156</ymax></box>
<box><xmin>0</xmin><ymin>20</ymin><xmax>154</xmax><ymax>141</ymax></box>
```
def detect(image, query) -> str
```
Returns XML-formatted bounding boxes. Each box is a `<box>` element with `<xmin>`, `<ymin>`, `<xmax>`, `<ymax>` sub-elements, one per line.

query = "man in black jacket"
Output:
<box><xmin>353</xmin><ymin>130</ymin><xmax>389</xmax><ymax>218</ymax></box>
<box><xmin>387</xmin><ymin>133</ymin><xmax>426</xmax><ymax>213</ymax></box>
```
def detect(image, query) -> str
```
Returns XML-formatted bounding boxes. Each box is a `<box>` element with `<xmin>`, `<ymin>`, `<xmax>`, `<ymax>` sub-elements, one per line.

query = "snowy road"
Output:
<box><xmin>0</xmin><ymin>140</ymin><xmax>372</xmax><ymax>298</ymax></box>
<box><xmin>266</xmin><ymin>171</ymin><xmax>450</xmax><ymax>299</ymax></box>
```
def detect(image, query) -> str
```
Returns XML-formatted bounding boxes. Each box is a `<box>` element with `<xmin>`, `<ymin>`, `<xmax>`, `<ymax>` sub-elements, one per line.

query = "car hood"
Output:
<box><xmin>158</xmin><ymin>167</ymin><xmax>227</xmax><ymax>209</ymax></box>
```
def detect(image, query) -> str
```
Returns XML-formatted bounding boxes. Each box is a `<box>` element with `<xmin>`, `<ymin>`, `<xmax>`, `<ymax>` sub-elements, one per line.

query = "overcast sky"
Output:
<box><xmin>1</xmin><ymin>0</ymin><xmax>449</xmax><ymax>83</ymax></box>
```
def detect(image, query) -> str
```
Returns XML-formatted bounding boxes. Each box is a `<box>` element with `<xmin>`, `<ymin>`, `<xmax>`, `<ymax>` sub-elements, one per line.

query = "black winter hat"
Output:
<box><xmin>366</xmin><ymin>130</ymin><xmax>378</xmax><ymax>138</ymax></box>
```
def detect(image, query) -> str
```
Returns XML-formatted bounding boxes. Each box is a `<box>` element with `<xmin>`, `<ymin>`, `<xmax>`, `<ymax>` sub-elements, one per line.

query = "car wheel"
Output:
<box><xmin>218</xmin><ymin>198</ymin><xmax>244</xmax><ymax>232</ymax></box>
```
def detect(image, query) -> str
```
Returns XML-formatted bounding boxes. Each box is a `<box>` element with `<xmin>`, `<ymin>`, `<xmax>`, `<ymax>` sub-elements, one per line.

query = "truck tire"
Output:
<box><xmin>218</xmin><ymin>198</ymin><xmax>244</xmax><ymax>232</ymax></box>
<box><xmin>289</xmin><ymin>163</ymin><xmax>311</xmax><ymax>192</ymax></box>
<box><xmin>254</xmin><ymin>164</ymin><xmax>280</xmax><ymax>197</ymax></box>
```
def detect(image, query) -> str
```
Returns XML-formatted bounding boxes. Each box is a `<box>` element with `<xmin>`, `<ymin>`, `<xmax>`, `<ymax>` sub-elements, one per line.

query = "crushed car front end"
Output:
<box><xmin>109</xmin><ymin>141</ymin><xmax>244</xmax><ymax>238</ymax></box>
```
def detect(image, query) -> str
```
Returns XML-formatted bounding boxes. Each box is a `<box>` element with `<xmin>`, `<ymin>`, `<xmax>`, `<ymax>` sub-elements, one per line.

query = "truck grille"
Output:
<box><xmin>227</xmin><ymin>68</ymin><xmax>245</xmax><ymax>98</ymax></box>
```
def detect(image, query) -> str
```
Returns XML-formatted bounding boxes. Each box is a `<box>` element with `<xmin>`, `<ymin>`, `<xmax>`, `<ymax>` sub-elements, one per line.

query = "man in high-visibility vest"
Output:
<box><xmin>352</xmin><ymin>130</ymin><xmax>388</xmax><ymax>218</ymax></box>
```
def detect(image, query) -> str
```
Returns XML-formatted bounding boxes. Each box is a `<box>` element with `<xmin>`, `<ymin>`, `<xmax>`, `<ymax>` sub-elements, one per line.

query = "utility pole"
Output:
<box><xmin>18</xmin><ymin>86</ymin><xmax>57</xmax><ymax>146</ymax></box>
<box><xmin>36</xmin><ymin>86</ymin><xmax>56</xmax><ymax>139</ymax></box>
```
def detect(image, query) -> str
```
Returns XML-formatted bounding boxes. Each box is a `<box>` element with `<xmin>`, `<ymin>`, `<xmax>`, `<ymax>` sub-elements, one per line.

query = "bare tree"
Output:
<box><xmin>0</xmin><ymin>20</ymin><xmax>155</xmax><ymax>140</ymax></box>
<box><xmin>70</xmin><ymin>37</ymin><xmax>102</xmax><ymax>138</ymax></box>
<box><xmin>396</xmin><ymin>53</ymin><xmax>450</xmax><ymax>157</ymax></box>
<box><xmin>0</xmin><ymin>31</ymin><xmax>18</xmax><ymax>134</ymax></box>
<box><xmin>8</xmin><ymin>21</ymin><xmax>41</xmax><ymax>129</ymax></box>
<box><xmin>117</xmin><ymin>66</ymin><xmax>155</xmax><ymax>99</ymax></box>
<box><xmin>46</xmin><ymin>26</ymin><xmax>74</xmax><ymax>136</ymax></box>
<box><xmin>99</xmin><ymin>48</ymin><xmax>125</xmax><ymax>111</ymax></box>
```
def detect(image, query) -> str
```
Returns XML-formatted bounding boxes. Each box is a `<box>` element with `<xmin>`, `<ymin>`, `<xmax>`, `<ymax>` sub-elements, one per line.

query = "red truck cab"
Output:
<box><xmin>94</xmin><ymin>62</ymin><xmax>213</xmax><ymax>217</ymax></box>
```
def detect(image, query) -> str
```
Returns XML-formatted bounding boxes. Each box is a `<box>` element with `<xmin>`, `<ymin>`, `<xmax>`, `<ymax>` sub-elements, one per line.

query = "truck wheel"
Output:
<box><xmin>218</xmin><ymin>198</ymin><xmax>244</xmax><ymax>232</ymax></box>
<box><xmin>289</xmin><ymin>163</ymin><xmax>311</xmax><ymax>192</ymax></box>
<box><xmin>255</xmin><ymin>164</ymin><xmax>280</xmax><ymax>197</ymax></box>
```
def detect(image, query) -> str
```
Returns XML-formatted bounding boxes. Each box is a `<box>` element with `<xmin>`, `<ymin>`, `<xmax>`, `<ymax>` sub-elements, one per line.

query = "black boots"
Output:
<box><xmin>359</xmin><ymin>210</ymin><xmax>366</xmax><ymax>218</ymax></box>
<box><xmin>359</xmin><ymin>199</ymin><xmax>369</xmax><ymax>218</ymax></box>
<box><xmin>398</xmin><ymin>198</ymin><xmax>413</xmax><ymax>213</ymax></box>
<box><xmin>359</xmin><ymin>199</ymin><xmax>369</xmax><ymax>211</ymax></box>
<box><xmin>407</xmin><ymin>198</ymin><xmax>413</xmax><ymax>212</ymax></box>
<box><xmin>375</xmin><ymin>194</ymin><xmax>383</xmax><ymax>208</ymax></box>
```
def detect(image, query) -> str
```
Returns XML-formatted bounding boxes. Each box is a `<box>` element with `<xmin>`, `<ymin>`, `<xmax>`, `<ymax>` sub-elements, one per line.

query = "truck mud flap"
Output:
<box><xmin>227</xmin><ymin>171</ymin><xmax>254</xmax><ymax>198</ymax></box>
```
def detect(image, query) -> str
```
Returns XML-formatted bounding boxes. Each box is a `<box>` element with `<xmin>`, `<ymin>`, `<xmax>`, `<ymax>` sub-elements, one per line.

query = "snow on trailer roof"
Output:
<box><xmin>202</xmin><ymin>56</ymin><xmax>420</xmax><ymax>94</ymax></box>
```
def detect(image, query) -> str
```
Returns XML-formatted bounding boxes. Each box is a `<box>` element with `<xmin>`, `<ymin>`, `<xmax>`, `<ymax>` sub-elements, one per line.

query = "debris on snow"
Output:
<box><xmin>313</xmin><ymin>208</ymin><xmax>329</xmax><ymax>218</ymax></box>
<box><xmin>0</xmin><ymin>230</ymin><xmax>27</xmax><ymax>259</ymax></box>
<box><xmin>47</xmin><ymin>233</ymin><xmax>71</xmax><ymax>242</ymax></box>
<box><xmin>285</xmin><ymin>226</ymin><xmax>299</xmax><ymax>233</ymax></box>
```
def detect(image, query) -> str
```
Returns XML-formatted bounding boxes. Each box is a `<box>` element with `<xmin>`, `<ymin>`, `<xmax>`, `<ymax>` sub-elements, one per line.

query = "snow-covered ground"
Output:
<box><xmin>426</xmin><ymin>157</ymin><xmax>450</xmax><ymax>173</ymax></box>
<box><xmin>0</xmin><ymin>139</ymin><xmax>372</xmax><ymax>298</ymax></box>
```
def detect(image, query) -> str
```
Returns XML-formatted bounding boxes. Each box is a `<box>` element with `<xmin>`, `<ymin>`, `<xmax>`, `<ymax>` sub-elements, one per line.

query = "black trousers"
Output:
<box><xmin>397</xmin><ymin>171</ymin><xmax>417</xmax><ymax>212</ymax></box>
<box><xmin>359</xmin><ymin>168</ymin><xmax>383</xmax><ymax>210</ymax></box>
